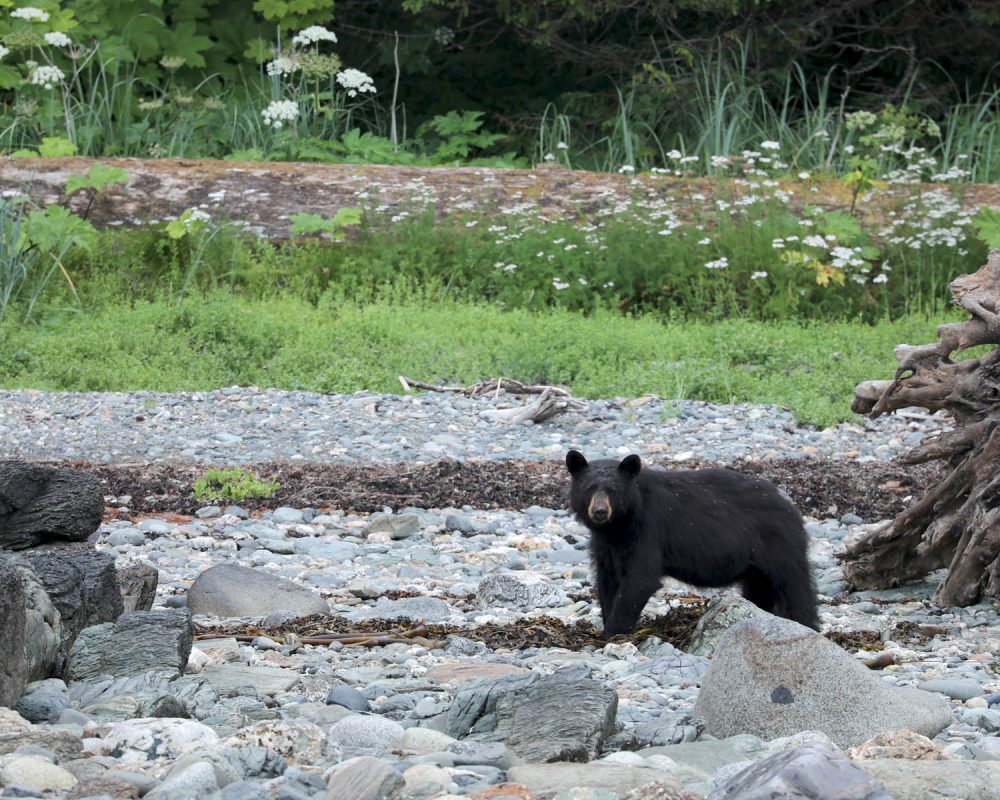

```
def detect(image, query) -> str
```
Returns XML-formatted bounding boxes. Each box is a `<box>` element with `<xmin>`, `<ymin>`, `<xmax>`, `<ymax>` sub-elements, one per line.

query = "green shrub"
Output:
<box><xmin>192</xmin><ymin>467</ymin><xmax>280</xmax><ymax>501</ymax></box>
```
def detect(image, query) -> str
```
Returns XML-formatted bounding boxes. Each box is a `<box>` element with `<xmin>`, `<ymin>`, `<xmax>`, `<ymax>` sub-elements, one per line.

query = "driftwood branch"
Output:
<box><xmin>840</xmin><ymin>251</ymin><xmax>1000</xmax><ymax>606</ymax></box>
<box><xmin>398</xmin><ymin>376</ymin><xmax>586</xmax><ymax>423</ymax></box>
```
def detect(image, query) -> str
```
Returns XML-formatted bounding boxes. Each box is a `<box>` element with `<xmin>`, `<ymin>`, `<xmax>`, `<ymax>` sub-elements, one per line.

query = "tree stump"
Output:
<box><xmin>840</xmin><ymin>251</ymin><xmax>1000</xmax><ymax>606</ymax></box>
<box><xmin>0</xmin><ymin>461</ymin><xmax>105</xmax><ymax>550</ymax></box>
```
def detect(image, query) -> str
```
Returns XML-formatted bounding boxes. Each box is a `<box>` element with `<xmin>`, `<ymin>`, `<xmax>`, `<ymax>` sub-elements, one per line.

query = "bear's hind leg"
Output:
<box><xmin>740</xmin><ymin>567</ymin><xmax>776</xmax><ymax>614</ymax></box>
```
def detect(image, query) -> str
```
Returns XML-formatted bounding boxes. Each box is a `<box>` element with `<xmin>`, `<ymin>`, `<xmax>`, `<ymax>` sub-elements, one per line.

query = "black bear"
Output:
<box><xmin>566</xmin><ymin>450</ymin><xmax>818</xmax><ymax>637</ymax></box>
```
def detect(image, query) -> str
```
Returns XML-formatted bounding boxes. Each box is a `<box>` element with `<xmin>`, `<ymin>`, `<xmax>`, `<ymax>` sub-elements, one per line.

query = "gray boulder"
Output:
<box><xmin>708</xmin><ymin>743</ymin><xmax>894</xmax><ymax>799</ymax></box>
<box><xmin>0</xmin><ymin>461</ymin><xmax>104</xmax><ymax>549</ymax></box>
<box><xmin>476</xmin><ymin>571</ymin><xmax>568</xmax><ymax>612</ymax></box>
<box><xmin>694</xmin><ymin>617</ymin><xmax>954</xmax><ymax>748</ymax></box>
<box><xmin>66</xmin><ymin>609</ymin><xmax>193</xmax><ymax>682</ymax></box>
<box><xmin>861</xmin><ymin>760</ymin><xmax>1000</xmax><ymax>799</ymax></box>
<box><xmin>0</xmin><ymin>562</ymin><xmax>27</xmax><ymax>707</ymax></box>
<box><xmin>187</xmin><ymin>563</ymin><xmax>328</xmax><ymax>618</ymax></box>
<box><xmin>324</xmin><ymin>756</ymin><xmax>404</xmax><ymax>800</ymax></box>
<box><xmin>687</xmin><ymin>595</ymin><xmax>769</xmax><ymax>657</ymax></box>
<box><xmin>14</xmin><ymin>678</ymin><xmax>70</xmax><ymax>723</ymax></box>
<box><xmin>507</xmin><ymin>763</ymin><xmax>681</xmax><ymax>797</ymax></box>
<box><xmin>447</xmin><ymin>669</ymin><xmax>618</xmax><ymax>762</ymax></box>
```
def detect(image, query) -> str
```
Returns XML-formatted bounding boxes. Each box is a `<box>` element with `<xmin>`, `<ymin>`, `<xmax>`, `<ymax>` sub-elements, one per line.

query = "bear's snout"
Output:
<box><xmin>588</xmin><ymin>491</ymin><xmax>612</xmax><ymax>523</ymax></box>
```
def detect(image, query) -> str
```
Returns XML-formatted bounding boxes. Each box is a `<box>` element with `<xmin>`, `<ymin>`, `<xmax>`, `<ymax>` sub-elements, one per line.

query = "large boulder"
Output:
<box><xmin>16</xmin><ymin>543</ymin><xmax>122</xmax><ymax>672</ymax></box>
<box><xmin>66</xmin><ymin>609</ymin><xmax>193</xmax><ymax>682</ymax></box>
<box><xmin>0</xmin><ymin>562</ymin><xmax>28</xmax><ymax>707</ymax></box>
<box><xmin>694</xmin><ymin>617</ymin><xmax>954</xmax><ymax>748</ymax></box>
<box><xmin>0</xmin><ymin>461</ymin><xmax>104</xmax><ymax>549</ymax></box>
<box><xmin>187</xmin><ymin>563</ymin><xmax>329</xmax><ymax>618</ymax></box>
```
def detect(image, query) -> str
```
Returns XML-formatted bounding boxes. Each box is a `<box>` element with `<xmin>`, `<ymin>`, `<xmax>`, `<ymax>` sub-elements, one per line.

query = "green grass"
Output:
<box><xmin>0</xmin><ymin>292</ymin><xmax>956</xmax><ymax>427</ymax></box>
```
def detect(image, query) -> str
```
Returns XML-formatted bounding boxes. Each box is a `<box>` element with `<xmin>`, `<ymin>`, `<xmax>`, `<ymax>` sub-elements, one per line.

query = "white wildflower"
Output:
<box><xmin>29</xmin><ymin>64</ymin><xmax>65</xmax><ymax>89</ymax></box>
<box><xmin>552</xmin><ymin>278</ymin><xmax>569</xmax><ymax>290</ymax></box>
<box><xmin>43</xmin><ymin>31</ymin><xmax>71</xmax><ymax>47</ymax></box>
<box><xmin>797</xmin><ymin>171</ymin><xmax>810</xmax><ymax>180</ymax></box>
<box><xmin>336</xmin><ymin>68</ymin><xmax>375</xmax><ymax>97</ymax></box>
<box><xmin>618</xmin><ymin>165</ymin><xmax>635</xmax><ymax>174</ymax></box>
<box><xmin>292</xmin><ymin>26</ymin><xmax>337</xmax><ymax>46</ymax></box>
<box><xmin>698</xmin><ymin>238</ymin><xmax>711</xmax><ymax>245</ymax></box>
<box><xmin>556</xmin><ymin>141</ymin><xmax>569</xmax><ymax>150</ymax></box>
<box><xmin>543</xmin><ymin>152</ymin><xmax>555</xmax><ymax>162</ymax></box>
<box><xmin>261</xmin><ymin>99</ymin><xmax>299</xmax><ymax>129</ymax></box>
<box><xmin>705</xmin><ymin>257</ymin><xmax>729</xmax><ymax>270</ymax></box>
<box><xmin>760</xmin><ymin>141</ymin><xmax>780</xmax><ymax>150</ymax></box>
<box><xmin>750</xmin><ymin>271</ymin><xmax>768</xmax><ymax>280</ymax></box>
<box><xmin>266</xmin><ymin>56</ymin><xmax>299</xmax><ymax>77</ymax></box>
<box><xmin>802</xmin><ymin>235</ymin><xmax>827</xmax><ymax>249</ymax></box>
<box><xmin>872</xmin><ymin>273</ymin><xmax>888</xmax><ymax>284</ymax></box>
<box><xmin>10</xmin><ymin>6</ymin><xmax>49</xmax><ymax>21</ymax></box>
<box><xmin>0</xmin><ymin>45</ymin><xmax>9</xmax><ymax>60</ymax></box>
<box><xmin>710</xmin><ymin>155</ymin><xmax>731</xmax><ymax>168</ymax></box>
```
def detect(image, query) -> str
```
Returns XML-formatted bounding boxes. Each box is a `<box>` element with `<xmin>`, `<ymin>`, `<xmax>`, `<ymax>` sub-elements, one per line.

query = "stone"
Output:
<box><xmin>100</xmin><ymin>718</ymin><xmax>220</xmax><ymax>766</ymax></box>
<box><xmin>0</xmin><ymin>754</ymin><xmax>78</xmax><ymax>792</ymax></box>
<box><xmin>0</xmin><ymin>554</ymin><xmax>63</xmax><ymax>686</ymax></box>
<box><xmin>623</xmin><ymin>786</ymin><xmax>705</xmax><ymax>800</ymax></box>
<box><xmin>0</xmin><ymin>461</ymin><xmax>103</xmax><ymax>549</ymax></box>
<box><xmin>324</xmin><ymin>755</ymin><xmax>405</xmax><ymax>800</ymax></box>
<box><xmin>694</xmin><ymin>617</ymin><xmax>954</xmax><ymax>747</ymax></box>
<box><xmin>426</xmin><ymin>662</ymin><xmax>529</xmax><ymax>685</ymax></box>
<box><xmin>444</xmin><ymin>741</ymin><xmax>515</xmax><ymax>769</ymax></box>
<box><xmin>187</xmin><ymin>563</ymin><xmax>328</xmax><ymax>618</ymax></box>
<box><xmin>326</xmin><ymin>685</ymin><xmax>371</xmax><ymax>712</ymax></box>
<box><xmin>507</xmin><ymin>763</ymin><xmax>679</xmax><ymax>797</ymax></box>
<box><xmin>0</xmin><ymin>709</ymin><xmax>83</xmax><ymax>761</ymax></box>
<box><xmin>223</xmin><ymin>720</ymin><xmax>327</xmax><ymax>765</ymax></box>
<box><xmin>400</xmin><ymin>727</ymin><xmax>458</xmax><ymax>754</ymax></box>
<box><xmin>846</xmin><ymin>730</ymin><xmax>956</xmax><ymax>761</ymax></box>
<box><xmin>707</xmin><ymin>744</ymin><xmax>893</xmax><ymax>800</ymax></box>
<box><xmin>145</xmin><ymin>761</ymin><xmax>219</xmax><ymax>799</ymax></box>
<box><xmin>16</xmin><ymin>544</ymin><xmax>123</xmax><ymax>671</ymax></box>
<box><xmin>328</xmin><ymin>716</ymin><xmax>405</xmax><ymax>751</ymax></box>
<box><xmin>859</xmin><ymin>760</ymin><xmax>1000</xmax><ymax>800</ymax></box>
<box><xmin>117</xmin><ymin>563</ymin><xmax>159</xmax><ymax>614</ymax></box>
<box><xmin>66</xmin><ymin>775</ymin><xmax>141</xmax><ymax>799</ymax></box>
<box><xmin>917</xmin><ymin>678</ymin><xmax>986</xmax><ymax>701</ymax></box>
<box><xmin>372</xmin><ymin>596</ymin><xmax>454</xmax><ymax>624</ymax></box>
<box><xmin>477</xmin><ymin>572</ymin><xmax>569</xmax><ymax>612</ymax></box>
<box><xmin>687</xmin><ymin>595</ymin><xmax>768</xmax><ymax>658</ymax></box>
<box><xmin>14</xmin><ymin>679</ymin><xmax>70</xmax><ymax>723</ymax></box>
<box><xmin>366</xmin><ymin>513</ymin><xmax>421</xmax><ymax>539</ymax></box>
<box><xmin>197</xmin><ymin>663</ymin><xmax>301</xmax><ymax>694</ymax></box>
<box><xmin>66</xmin><ymin>609</ymin><xmax>193</xmax><ymax>681</ymax></box>
<box><xmin>0</xmin><ymin>561</ymin><xmax>28</xmax><ymax>707</ymax></box>
<box><xmin>447</xmin><ymin>671</ymin><xmax>618</xmax><ymax>763</ymax></box>
<box><xmin>403</xmin><ymin>763</ymin><xmax>452</xmax><ymax>793</ymax></box>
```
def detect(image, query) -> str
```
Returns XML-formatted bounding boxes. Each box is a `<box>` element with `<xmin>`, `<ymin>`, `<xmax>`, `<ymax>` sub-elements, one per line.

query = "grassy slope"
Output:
<box><xmin>0</xmin><ymin>294</ymin><xmax>953</xmax><ymax>427</ymax></box>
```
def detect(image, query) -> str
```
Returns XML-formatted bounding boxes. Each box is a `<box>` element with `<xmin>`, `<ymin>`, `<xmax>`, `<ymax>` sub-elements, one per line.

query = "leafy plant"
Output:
<box><xmin>289</xmin><ymin>207</ymin><xmax>363</xmax><ymax>241</ymax></box>
<box><xmin>418</xmin><ymin>111</ymin><xmax>506</xmax><ymax>163</ymax></box>
<box><xmin>192</xmin><ymin>467</ymin><xmax>280</xmax><ymax>501</ymax></box>
<box><xmin>971</xmin><ymin>206</ymin><xmax>1000</xmax><ymax>249</ymax></box>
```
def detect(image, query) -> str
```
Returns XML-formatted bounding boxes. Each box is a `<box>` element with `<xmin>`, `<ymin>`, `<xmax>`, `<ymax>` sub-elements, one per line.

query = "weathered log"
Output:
<box><xmin>0</xmin><ymin>461</ymin><xmax>105</xmax><ymax>549</ymax></box>
<box><xmin>6</xmin><ymin>157</ymin><xmax>1000</xmax><ymax>239</ymax></box>
<box><xmin>840</xmin><ymin>251</ymin><xmax>1000</xmax><ymax>606</ymax></box>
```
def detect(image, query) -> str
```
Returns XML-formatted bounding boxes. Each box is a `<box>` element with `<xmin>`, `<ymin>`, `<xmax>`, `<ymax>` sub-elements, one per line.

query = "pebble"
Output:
<box><xmin>4</xmin><ymin>390</ymin><xmax>998</xmax><ymax>798</ymax></box>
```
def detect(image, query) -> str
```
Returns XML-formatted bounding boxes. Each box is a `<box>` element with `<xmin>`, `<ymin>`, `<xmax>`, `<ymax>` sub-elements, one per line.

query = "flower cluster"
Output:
<box><xmin>29</xmin><ymin>65</ymin><xmax>65</xmax><ymax>89</ymax></box>
<box><xmin>292</xmin><ymin>26</ymin><xmax>338</xmax><ymax>47</ymax></box>
<box><xmin>261</xmin><ymin>99</ymin><xmax>299</xmax><ymax>129</ymax></box>
<box><xmin>43</xmin><ymin>31</ymin><xmax>71</xmax><ymax>47</ymax></box>
<box><xmin>336</xmin><ymin>68</ymin><xmax>375</xmax><ymax>97</ymax></box>
<box><xmin>266</xmin><ymin>56</ymin><xmax>300</xmax><ymax>77</ymax></box>
<box><xmin>10</xmin><ymin>6</ymin><xmax>49</xmax><ymax>21</ymax></box>
<box><xmin>0</xmin><ymin>45</ymin><xmax>9</xmax><ymax>61</ymax></box>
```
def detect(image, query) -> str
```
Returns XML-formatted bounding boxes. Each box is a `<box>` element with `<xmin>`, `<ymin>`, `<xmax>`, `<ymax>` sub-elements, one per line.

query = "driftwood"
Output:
<box><xmin>840</xmin><ymin>251</ymin><xmax>1000</xmax><ymax>606</ymax></box>
<box><xmin>398</xmin><ymin>375</ymin><xmax>587</xmax><ymax>423</ymax></box>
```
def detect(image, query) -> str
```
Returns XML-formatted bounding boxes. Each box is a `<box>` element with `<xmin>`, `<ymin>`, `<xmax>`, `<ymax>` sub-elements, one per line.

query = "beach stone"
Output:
<box><xmin>448</xmin><ymin>671</ymin><xmax>617</xmax><ymax>762</ymax></box>
<box><xmin>426</xmin><ymin>662</ymin><xmax>529</xmax><ymax>685</ymax></box>
<box><xmin>187</xmin><ymin>563</ymin><xmax>328</xmax><ymax>617</ymax></box>
<box><xmin>687</xmin><ymin>595</ymin><xmax>768</xmax><ymax>658</ymax></box>
<box><xmin>66</xmin><ymin>609</ymin><xmax>192</xmax><ymax>681</ymax></box>
<box><xmin>639</xmin><ymin>736</ymin><xmax>767</xmax><ymax>776</ymax></box>
<box><xmin>372</xmin><ymin>596</ymin><xmax>453</xmax><ymax>623</ymax></box>
<box><xmin>507</xmin><ymin>763</ymin><xmax>679</xmax><ymax>797</ymax></box>
<box><xmin>100</xmin><ymin>718</ymin><xmax>220</xmax><ymax>766</ymax></box>
<box><xmin>694</xmin><ymin>617</ymin><xmax>953</xmax><ymax>747</ymax></box>
<box><xmin>404</xmin><ymin>763</ymin><xmax>452</xmax><ymax>793</ymax></box>
<box><xmin>707</xmin><ymin>743</ymin><xmax>893</xmax><ymax>800</ymax></box>
<box><xmin>846</xmin><ymin>730</ymin><xmax>955</xmax><ymax>761</ymax></box>
<box><xmin>197</xmin><ymin>663</ymin><xmax>300</xmax><ymax>694</ymax></box>
<box><xmin>0</xmin><ymin>754</ymin><xmax>78</xmax><ymax>792</ymax></box>
<box><xmin>14</xmin><ymin>679</ymin><xmax>70</xmax><ymax>723</ymax></box>
<box><xmin>117</xmin><ymin>563</ymin><xmax>159</xmax><ymax>613</ymax></box>
<box><xmin>328</xmin><ymin>716</ymin><xmax>406</xmax><ymax>751</ymax></box>
<box><xmin>144</xmin><ymin>761</ymin><xmax>218</xmax><ymax>799</ymax></box>
<box><xmin>400</xmin><ymin>727</ymin><xmax>459</xmax><ymax>754</ymax></box>
<box><xmin>477</xmin><ymin>572</ymin><xmax>568</xmax><ymax>611</ymax></box>
<box><xmin>224</xmin><ymin>720</ymin><xmax>327</xmax><ymax>765</ymax></box>
<box><xmin>0</xmin><ymin>555</ymin><xmax>63</xmax><ymax>686</ymax></box>
<box><xmin>366</xmin><ymin>513</ymin><xmax>421</xmax><ymax>539</ymax></box>
<box><xmin>326</xmin><ymin>685</ymin><xmax>371</xmax><ymax>712</ymax></box>
<box><xmin>917</xmin><ymin>678</ymin><xmax>986</xmax><ymax>701</ymax></box>
<box><xmin>859</xmin><ymin>760</ymin><xmax>1000</xmax><ymax>799</ymax></box>
<box><xmin>0</xmin><ymin>710</ymin><xmax>83</xmax><ymax>761</ymax></box>
<box><xmin>444</xmin><ymin>740</ymin><xmax>515</xmax><ymax>769</ymax></box>
<box><xmin>623</xmin><ymin>785</ymin><xmax>706</xmax><ymax>800</ymax></box>
<box><xmin>324</xmin><ymin>755</ymin><xmax>404</xmax><ymax>800</ymax></box>
<box><xmin>66</xmin><ymin>775</ymin><xmax>141</xmax><ymax>799</ymax></box>
<box><xmin>0</xmin><ymin>461</ymin><xmax>103</xmax><ymax>549</ymax></box>
<box><xmin>0</xmin><ymin>562</ymin><xmax>28</xmax><ymax>707</ymax></box>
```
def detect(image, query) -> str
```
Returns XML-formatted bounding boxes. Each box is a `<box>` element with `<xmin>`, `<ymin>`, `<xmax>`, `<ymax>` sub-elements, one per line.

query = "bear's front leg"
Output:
<box><xmin>601</xmin><ymin>578</ymin><xmax>662</xmax><ymax>639</ymax></box>
<box><xmin>594</xmin><ymin>566</ymin><xmax>620</xmax><ymax>626</ymax></box>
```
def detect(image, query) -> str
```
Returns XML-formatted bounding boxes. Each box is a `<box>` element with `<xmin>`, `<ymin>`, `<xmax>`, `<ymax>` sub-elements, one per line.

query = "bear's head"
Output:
<box><xmin>565</xmin><ymin>449</ymin><xmax>641</xmax><ymax>529</ymax></box>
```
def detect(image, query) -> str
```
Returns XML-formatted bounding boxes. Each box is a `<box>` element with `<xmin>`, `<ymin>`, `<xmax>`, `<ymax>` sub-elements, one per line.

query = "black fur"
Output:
<box><xmin>566</xmin><ymin>450</ymin><xmax>819</xmax><ymax>637</ymax></box>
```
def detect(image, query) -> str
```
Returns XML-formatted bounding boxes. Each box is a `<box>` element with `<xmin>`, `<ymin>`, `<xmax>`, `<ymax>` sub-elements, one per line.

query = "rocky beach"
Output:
<box><xmin>1</xmin><ymin>388</ymin><xmax>999</xmax><ymax>800</ymax></box>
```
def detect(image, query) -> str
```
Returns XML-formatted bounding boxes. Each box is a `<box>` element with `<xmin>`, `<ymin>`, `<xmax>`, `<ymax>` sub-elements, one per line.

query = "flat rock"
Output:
<box><xmin>66</xmin><ymin>609</ymin><xmax>193</xmax><ymax>681</ymax></box>
<box><xmin>426</xmin><ymin>661</ymin><xmax>529</xmax><ymax>685</ymax></box>
<box><xmin>859</xmin><ymin>759</ymin><xmax>1000</xmax><ymax>800</ymax></box>
<box><xmin>917</xmin><ymin>678</ymin><xmax>985</xmax><ymax>701</ymax></box>
<box><xmin>507</xmin><ymin>763</ymin><xmax>679</xmax><ymax>797</ymax></box>
<box><xmin>694</xmin><ymin>617</ymin><xmax>954</xmax><ymax>747</ymax></box>
<box><xmin>15</xmin><ymin>678</ymin><xmax>70</xmax><ymax>723</ymax></box>
<box><xmin>100</xmin><ymin>718</ymin><xmax>220</xmax><ymax>766</ymax></box>
<box><xmin>324</xmin><ymin>755</ymin><xmax>405</xmax><ymax>800</ymax></box>
<box><xmin>118</xmin><ymin>563</ymin><xmax>159</xmax><ymax>614</ymax></box>
<box><xmin>0</xmin><ymin>753</ymin><xmax>78</xmax><ymax>792</ymax></box>
<box><xmin>639</xmin><ymin>735</ymin><xmax>766</xmax><ymax>776</ymax></box>
<box><xmin>327</xmin><ymin>716</ymin><xmax>405</xmax><ymax>751</ymax></box>
<box><xmin>197</xmin><ymin>663</ymin><xmax>301</xmax><ymax>694</ymax></box>
<box><xmin>187</xmin><ymin>563</ymin><xmax>328</xmax><ymax>618</ymax></box>
<box><xmin>224</xmin><ymin>719</ymin><xmax>327</xmax><ymax>765</ymax></box>
<box><xmin>477</xmin><ymin>571</ymin><xmax>569</xmax><ymax>612</ymax></box>
<box><xmin>448</xmin><ymin>671</ymin><xmax>618</xmax><ymax>763</ymax></box>
<box><xmin>707</xmin><ymin>743</ymin><xmax>893</xmax><ymax>800</ymax></box>
<box><xmin>145</xmin><ymin>761</ymin><xmax>218</xmax><ymax>799</ymax></box>
<box><xmin>365</xmin><ymin>513</ymin><xmax>421</xmax><ymax>539</ymax></box>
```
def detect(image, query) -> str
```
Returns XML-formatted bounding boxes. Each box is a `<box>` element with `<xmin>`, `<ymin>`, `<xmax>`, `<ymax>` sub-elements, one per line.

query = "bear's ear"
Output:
<box><xmin>566</xmin><ymin>450</ymin><xmax>588</xmax><ymax>475</ymax></box>
<box><xmin>618</xmin><ymin>454</ymin><xmax>641</xmax><ymax>478</ymax></box>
